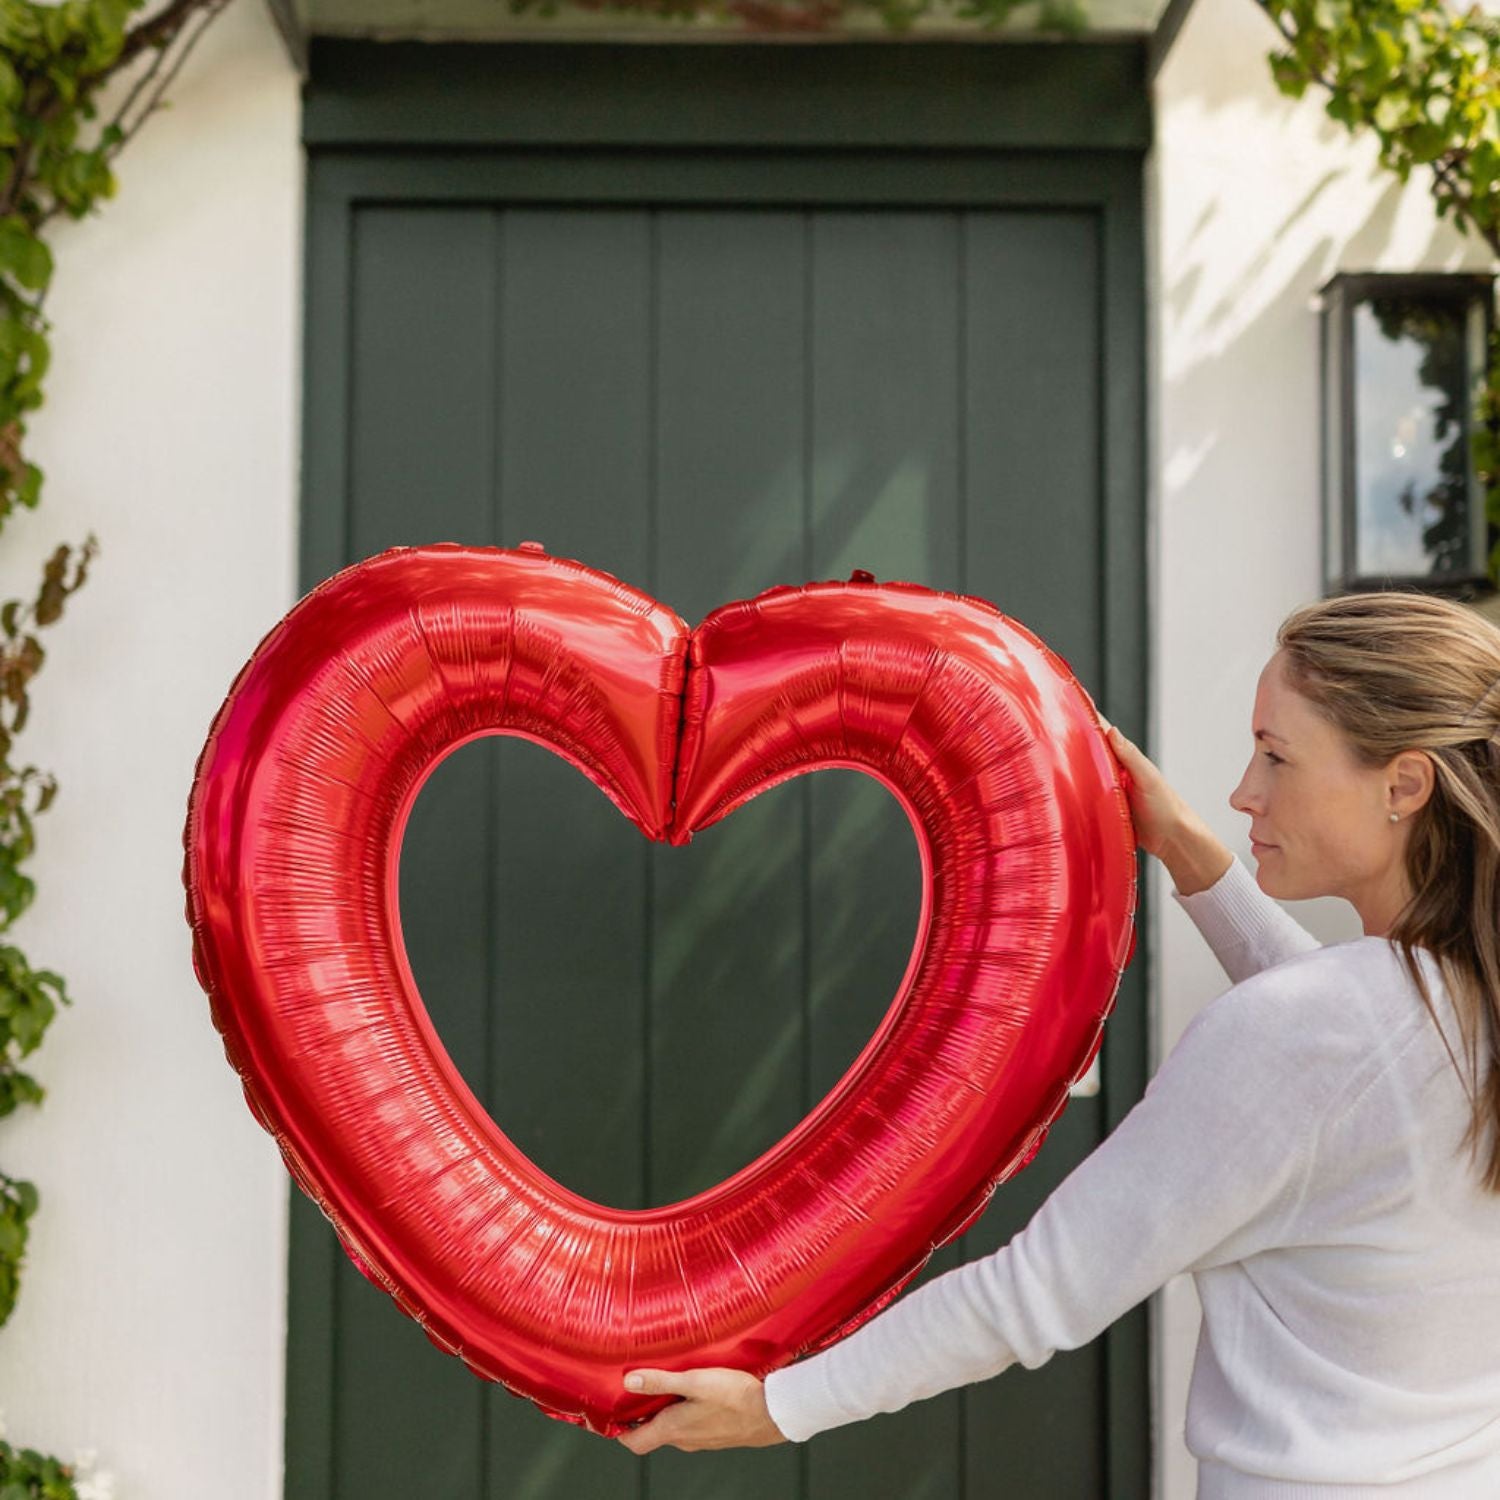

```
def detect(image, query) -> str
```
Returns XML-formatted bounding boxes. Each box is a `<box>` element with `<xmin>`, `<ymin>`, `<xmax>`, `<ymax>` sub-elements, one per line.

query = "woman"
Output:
<box><xmin>614</xmin><ymin>590</ymin><xmax>1500</xmax><ymax>1496</ymax></box>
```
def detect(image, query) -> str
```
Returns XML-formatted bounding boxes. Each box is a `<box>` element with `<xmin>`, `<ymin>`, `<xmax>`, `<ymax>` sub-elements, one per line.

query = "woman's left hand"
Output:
<box><xmin>615</xmin><ymin>1367</ymin><xmax>788</xmax><ymax>1454</ymax></box>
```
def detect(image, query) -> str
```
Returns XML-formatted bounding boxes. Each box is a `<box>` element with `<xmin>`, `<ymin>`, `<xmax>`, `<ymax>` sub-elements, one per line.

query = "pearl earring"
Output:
<box><xmin>1389</xmin><ymin>812</ymin><xmax>1400</xmax><ymax>822</ymax></box>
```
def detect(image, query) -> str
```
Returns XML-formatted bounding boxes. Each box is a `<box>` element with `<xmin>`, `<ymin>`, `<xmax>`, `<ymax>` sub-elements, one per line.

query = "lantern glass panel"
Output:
<box><xmin>1351</xmin><ymin>294</ymin><xmax>1478</xmax><ymax>580</ymax></box>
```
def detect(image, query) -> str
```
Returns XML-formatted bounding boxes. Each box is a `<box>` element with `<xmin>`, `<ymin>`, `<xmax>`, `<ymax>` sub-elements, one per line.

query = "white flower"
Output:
<box><xmin>75</xmin><ymin>1469</ymin><xmax>117</xmax><ymax>1500</ymax></box>
<box><xmin>70</xmin><ymin>1449</ymin><xmax>115</xmax><ymax>1500</ymax></box>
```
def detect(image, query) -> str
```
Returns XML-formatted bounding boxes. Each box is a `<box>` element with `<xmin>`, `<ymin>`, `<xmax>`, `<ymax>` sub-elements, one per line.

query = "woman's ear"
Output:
<box><xmin>1389</xmin><ymin>748</ymin><xmax>1436</xmax><ymax>817</ymax></box>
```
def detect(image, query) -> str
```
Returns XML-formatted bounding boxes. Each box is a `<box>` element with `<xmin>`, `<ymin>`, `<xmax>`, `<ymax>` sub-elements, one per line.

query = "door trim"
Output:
<box><xmin>301</xmin><ymin>38</ymin><xmax>1152</xmax><ymax>153</ymax></box>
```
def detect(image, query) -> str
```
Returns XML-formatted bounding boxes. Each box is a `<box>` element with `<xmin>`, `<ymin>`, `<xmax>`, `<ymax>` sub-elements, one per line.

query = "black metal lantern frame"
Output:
<box><xmin>1319</xmin><ymin>270</ymin><xmax>1498</xmax><ymax>597</ymax></box>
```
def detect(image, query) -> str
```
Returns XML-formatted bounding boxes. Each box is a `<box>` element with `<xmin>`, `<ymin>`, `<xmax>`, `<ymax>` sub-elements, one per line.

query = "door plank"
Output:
<box><xmin>335</xmin><ymin>203</ymin><xmax>496</xmax><ymax>1500</ymax></box>
<box><xmin>484</xmin><ymin>205</ymin><xmax>657</xmax><ymax>1498</ymax></box>
<box><xmin>803</xmin><ymin>208</ymin><xmax>964</xmax><ymax>1500</ymax></box>
<box><xmin>647</xmin><ymin>207</ymin><xmax>809</xmax><ymax>1500</ymax></box>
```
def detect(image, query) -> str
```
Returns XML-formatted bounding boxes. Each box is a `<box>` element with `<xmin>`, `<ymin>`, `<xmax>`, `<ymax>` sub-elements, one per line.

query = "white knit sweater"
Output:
<box><xmin>762</xmin><ymin>857</ymin><xmax>1500</xmax><ymax>1497</ymax></box>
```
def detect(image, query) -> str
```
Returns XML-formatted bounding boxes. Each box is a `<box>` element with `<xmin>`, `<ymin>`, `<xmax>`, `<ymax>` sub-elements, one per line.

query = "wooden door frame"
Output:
<box><xmin>291</xmin><ymin>38</ymin><xmax>1151</xmax><ymax>1499</ymax></box>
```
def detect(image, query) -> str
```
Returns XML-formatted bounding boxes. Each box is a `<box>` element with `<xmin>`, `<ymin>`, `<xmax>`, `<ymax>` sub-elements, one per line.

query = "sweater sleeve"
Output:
<box><xmin>762</xmin><ymin>970</ymin><xmax>1321</xmax><ymax>1443</ymax></box>
<box><xmin>1170</xmin><ymin>853</ymin><xmax>1321</xmax><ymax>986</ymax></box>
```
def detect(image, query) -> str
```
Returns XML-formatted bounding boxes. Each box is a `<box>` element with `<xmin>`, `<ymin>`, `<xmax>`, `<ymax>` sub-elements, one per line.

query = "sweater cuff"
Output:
<box><xmin>1171</xmin><ymin>853</ymin><xmax>1261</xmax><ymax>941</ymax></box>
<box><xmin>762</xmin><ymin>1358</ymin><xmax>844</xmax><ymax>1444</ymax></box>
<box><xmin>1170</xmin><ymin>852</ymin><xmax>1326</xmax><ymax>986</ymax></box>
<box><xmin>1170</xmin><ymin>854</ymin><xmax>1274</xmax><ymax>960</ymax></box>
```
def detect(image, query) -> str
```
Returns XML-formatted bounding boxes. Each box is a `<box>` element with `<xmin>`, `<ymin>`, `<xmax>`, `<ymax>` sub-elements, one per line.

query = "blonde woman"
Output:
<box><xmin>616</xmin><ymin>590</ymin><xmax>1500</xmax><ymax>1497</ymax></box>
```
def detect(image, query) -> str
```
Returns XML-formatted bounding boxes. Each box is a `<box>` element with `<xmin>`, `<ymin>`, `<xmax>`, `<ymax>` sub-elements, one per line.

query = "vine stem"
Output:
<box><xmin>67</xmin><ymin>0</ymin><xmax>218</xmax><ymax>85</ymax></box>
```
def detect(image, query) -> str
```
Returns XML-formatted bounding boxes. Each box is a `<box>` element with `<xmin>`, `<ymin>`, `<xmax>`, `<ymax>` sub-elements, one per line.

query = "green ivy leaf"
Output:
<box><xmin>1312</xmin><ymin>0</ymin><xmax>1342</xmax><ymax>31</ymax></box>
<box><xmin>94</xmin><ymin>0</ymin><xmax>134</xmax><ymax>53</ymax></box>
<box><xmin>0</xmin><ymin>1067</ymin><xmax>44</xmax><ymax>1117</ymax></box>
<box><xmin>1373</xmin><ymin>90</ymin><xmax>1412</xmax><ymax>131</ymax></box>
<box><xmin>1269</xmin><ymin>51</ymin><xmax>1311</xmax><ymax>98</ymax></box>
<box><xmin>0</xmin><ymin>218</ymin><xmax>51</xmax><ymax>294</ymax></box>
<box><xmin>1325</xmin><ymin>88</ymin><xmax>1362</xmax><ymax>128</ymax></box>
<box><xmin>13</xmin><ymin>327</ymin><xmax>49</xmax><ymax>403</ymax></box>
<box><xmin>40</xmin><ymin>3</ymin><xmax>71</xmax><ymax>50</ymax></box>
<box><xmin>0</xmin><ymin>1216</ymin><xmax>24</xmax><ymax>1262</ymax></box>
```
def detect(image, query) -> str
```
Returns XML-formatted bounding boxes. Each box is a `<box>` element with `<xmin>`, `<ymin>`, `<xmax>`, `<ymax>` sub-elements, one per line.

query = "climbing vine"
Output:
<box><xmin>0</xmin><ymin>0</ymin><xmax>235</xmax><ymax>1491</ymax></box>
<box><xmin>1259</xmin><ymin>0</ymin><xmax>1500</xmax><ymax>584</ymax></box>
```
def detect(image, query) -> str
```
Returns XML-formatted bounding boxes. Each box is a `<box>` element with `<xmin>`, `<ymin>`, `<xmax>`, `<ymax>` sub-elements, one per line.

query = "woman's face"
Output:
<box><xmin>1228</xmin><ymin>650</ymin><xmax>1429</xmax><ymax>930</ymax></box>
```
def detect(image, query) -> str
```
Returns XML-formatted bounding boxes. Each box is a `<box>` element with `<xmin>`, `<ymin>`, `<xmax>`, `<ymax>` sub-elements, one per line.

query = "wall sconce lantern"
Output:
<box><xmin>1320</xmin><ymin>271</ymin><xmax>1497</xmax><ymax>596</ymax></box>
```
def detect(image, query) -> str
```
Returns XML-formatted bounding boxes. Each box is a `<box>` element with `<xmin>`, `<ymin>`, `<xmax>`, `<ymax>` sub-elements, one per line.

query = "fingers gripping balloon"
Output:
<box><xmin>180</xmin><ymin>543</ymin><xmax>1136</xmax><ymax>1438</ymax></box>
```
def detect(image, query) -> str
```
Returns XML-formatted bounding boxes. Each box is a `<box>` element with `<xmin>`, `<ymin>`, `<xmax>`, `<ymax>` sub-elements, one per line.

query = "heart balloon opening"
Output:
<box><xmin>393</xmin><ymin>729</ymin><xmax>930</xmax><ymax>1217</ymax></box>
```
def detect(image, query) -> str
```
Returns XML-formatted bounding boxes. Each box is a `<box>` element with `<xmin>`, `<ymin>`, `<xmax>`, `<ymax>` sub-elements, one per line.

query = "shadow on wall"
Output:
<box><xmin>1162</xmin><ymin>96</ymin><xmax>1491</xmax><ymax>598</ymax></box>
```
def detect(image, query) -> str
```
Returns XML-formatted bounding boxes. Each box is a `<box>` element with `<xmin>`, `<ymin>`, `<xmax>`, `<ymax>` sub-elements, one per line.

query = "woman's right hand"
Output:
<box><xmin>1097</xmin><ymin>719</ymin><xmax>1186</xmax><ymax>859</ymax></box>
<box><xmin>1096</xmin><ymin>716</ymin><xmax>1233</xmax><ymax>895</ymax></box>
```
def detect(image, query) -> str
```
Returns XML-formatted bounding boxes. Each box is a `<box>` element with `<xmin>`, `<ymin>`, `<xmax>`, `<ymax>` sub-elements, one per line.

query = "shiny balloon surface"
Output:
<box><xmin>181</xmin><ymin>542</ymin><xmax>1137</xmax><ymax>1437</ymax></box>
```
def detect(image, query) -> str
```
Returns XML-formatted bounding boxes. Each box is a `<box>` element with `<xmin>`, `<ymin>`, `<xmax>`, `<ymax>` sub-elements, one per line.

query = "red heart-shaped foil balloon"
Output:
<box><xmin>181</xmin><ymin>542</ymin><xmax>1136</xmax><ymax>1437</ymax></box>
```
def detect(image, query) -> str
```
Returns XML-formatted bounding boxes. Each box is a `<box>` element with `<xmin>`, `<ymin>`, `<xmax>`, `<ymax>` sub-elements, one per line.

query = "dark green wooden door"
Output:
<box><xmin>289</xmin><ymin>40</ymin><xmax>1148</xmax><ymax>1500</ymax></box>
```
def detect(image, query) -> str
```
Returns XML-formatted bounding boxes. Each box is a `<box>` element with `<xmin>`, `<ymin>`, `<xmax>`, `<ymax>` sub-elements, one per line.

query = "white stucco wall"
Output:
<box><xmin>1151</xmin><ymin>0</ymin><xmax>1496</xmax><ymax>1494</ymax></box>
<box><xmin>0</xmin><ymin>4</ymin><xmax>301</xmax><ymax>1498</ymax></box>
